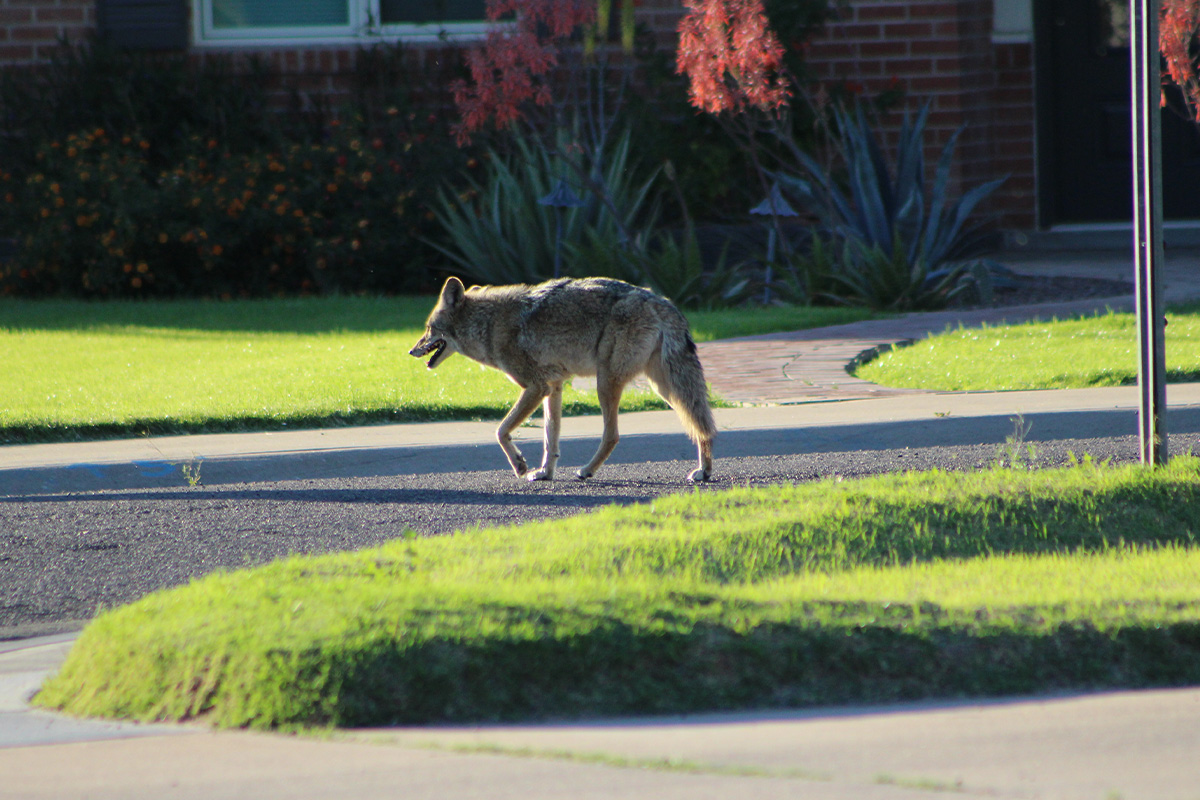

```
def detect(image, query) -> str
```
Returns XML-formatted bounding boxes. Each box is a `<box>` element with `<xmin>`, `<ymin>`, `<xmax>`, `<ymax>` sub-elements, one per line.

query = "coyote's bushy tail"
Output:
<box><xmin>654</xmin><ymin>314</ymin><xmax>716</xmax><ymax>446</ymax></box>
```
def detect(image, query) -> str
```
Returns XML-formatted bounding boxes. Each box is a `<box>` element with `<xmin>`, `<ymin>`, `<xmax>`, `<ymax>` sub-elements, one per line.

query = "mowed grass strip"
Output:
<box><xmin>0</xmin><ymin>297</ymin><xmax>874</xmax><ymax>443</ymax></box>
<box><xmin>0</xmin><ymin>296</ymin><xmax>657</xmax><ymax>442</ymax></box>
<box><xmin>855</xmin><ymin>303</ymin><xmax>1200</xmax><ymax>391</ymax></box>
<box><xmin>36</xmin><ymin>458</ymin><xmax>1200</xmax><ymax>729</ymax></box>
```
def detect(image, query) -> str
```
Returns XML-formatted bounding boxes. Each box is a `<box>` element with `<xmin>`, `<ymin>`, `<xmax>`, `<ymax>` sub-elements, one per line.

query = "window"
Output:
<box><xmin>380</xmin><ymin>0</ymin><xmax>487</xmax><ymax>24</ymax></box>
<box><xmin>195</xmin><ymin>0</ymin><xmax>489</xmax><ymax>45</ymax></box>
<box><xmin>98</xmin><ymin>0</ymin><xmax>189</xmax><ymax>50</ymax></box>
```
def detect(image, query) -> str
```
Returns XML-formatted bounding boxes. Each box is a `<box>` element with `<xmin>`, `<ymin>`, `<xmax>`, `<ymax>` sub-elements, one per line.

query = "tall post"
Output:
<box><xmin>1131</xmin><ymin>0</ymin><xmax>1168</xmax><ymax>466</ymax></box>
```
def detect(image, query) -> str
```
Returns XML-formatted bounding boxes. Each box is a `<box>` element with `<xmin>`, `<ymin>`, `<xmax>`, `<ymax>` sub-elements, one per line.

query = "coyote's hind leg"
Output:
<box><xmin>576</xmin><ymin>372</ymin><xmax>627</xmax><ymax>480</ymax></box>
<box><xmin>527</xmin><ymin>381</ymin><xmax>563</xmax><ymax>481</ymax></box>
<box><xmin>688</xmin><ymin>436</ymin><xmax>713</xmax><ymax>483</ymax></box>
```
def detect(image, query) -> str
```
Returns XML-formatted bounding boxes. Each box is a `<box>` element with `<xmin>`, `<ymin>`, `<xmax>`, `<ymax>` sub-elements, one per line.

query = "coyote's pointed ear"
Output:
<box><xmin>441</xmin><ymin>276</ymin><xmax>465</xmax><ymax>306</ymax></box>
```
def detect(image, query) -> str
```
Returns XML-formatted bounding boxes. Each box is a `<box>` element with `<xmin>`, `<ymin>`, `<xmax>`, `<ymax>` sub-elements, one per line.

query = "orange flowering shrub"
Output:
<box><xmin>1162</xmin><ymin>0</ymin><xmax>1200</xmax><ymax>123</ymax></box>
<box><xmin>451</xmin><ymin>0</ymin><xmax>600</xmax><ymax>145</ymax></box>
<box><xmin>676</xmin><ymin>0</ymin><xmax>790</xmax><ymax>116</ymax></box>
<box><xmin>0</xmin><ymin>114</ymin><xmax>464</xmax><ymax>298</ymax></box>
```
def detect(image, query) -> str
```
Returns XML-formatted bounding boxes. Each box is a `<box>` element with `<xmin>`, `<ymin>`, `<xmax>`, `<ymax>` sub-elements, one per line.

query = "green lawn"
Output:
<box><xmin>0</xmin><ymin>297</ymin><xmax>875</xmax><ymax>444</ymax></box>
<box><xmin>855</xmin><ymin>303</ymin><xmax>1200</xmax><ymax>391</ymax></box>
<box><xmin>37</xmin><ymin>457</ymin><xmax>1200</xmax><ymax>728</ymax></box>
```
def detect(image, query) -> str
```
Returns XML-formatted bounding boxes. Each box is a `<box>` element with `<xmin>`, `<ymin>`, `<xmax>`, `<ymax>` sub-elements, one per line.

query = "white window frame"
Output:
<box><xmin>192</xmin><ymin>0</ymin><xmax>491</xmax><ymax>47</ymax></box>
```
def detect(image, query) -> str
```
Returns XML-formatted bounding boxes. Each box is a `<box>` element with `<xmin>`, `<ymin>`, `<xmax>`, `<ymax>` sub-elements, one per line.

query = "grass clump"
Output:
<box><xmin>855</xmin><ymin>304</ymin><xmax>1200</xmax><ymax>391</ymax></box>
<box><xmin>0</xmin><ymin>296</ymin><xmax>873</xmax><ymax>444</ymax></box>
<box><xmin>36</xmin><ymin>458</ymin><xmax>1200</xmax><ymax>729</ymax></box>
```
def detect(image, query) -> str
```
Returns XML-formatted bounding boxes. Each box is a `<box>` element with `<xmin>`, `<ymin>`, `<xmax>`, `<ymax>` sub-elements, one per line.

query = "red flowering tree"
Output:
<box><xmin>675</xmin><ymin>0</ymin><xmax>790</xmax><ymax>116</ymax></box>
<box><xmin>447</xmin><ymin>0</ymin><xmax>829</xmax><ymax>227</ymax></box>
<box><xmin>452</xmin><ymin>0</ymin><xmax>636</xmax><ymax>144</ymax></box>
<box><xmin>1161</xmin><ymin>0</ymin><xmax>1200</xmax><ymax>123</ymax></box>
<box><xmin>452</xmin><ymin>0</ymin><xmax>800</xmax><ymax>139</ymax></box>
<box><xmin>672</xmin><ymin>0</ymin><xmax>800</xmax><ymax>250</ymax></box>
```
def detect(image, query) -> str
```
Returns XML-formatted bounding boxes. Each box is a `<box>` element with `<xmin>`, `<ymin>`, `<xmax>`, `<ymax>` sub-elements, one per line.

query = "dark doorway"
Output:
<box><xmin>1037</xmin><ymin>0</ymin><xmax>1200</xmax><ymax>225</ymax></box>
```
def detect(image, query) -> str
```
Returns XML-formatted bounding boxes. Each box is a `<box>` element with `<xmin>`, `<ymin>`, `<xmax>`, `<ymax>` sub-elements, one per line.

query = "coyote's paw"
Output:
<box><xmin>687</xmin><ymin>467</ymin><xmax>711</xmax><ymax>484</ymax></box>
<box><xmin>510</xmin><ymin>455</ymin><xmax>529</xmax><ymax>478</ymax></box>
<box><xmin>527</xmin><ymin>467</ymin><xmax>554</xmax><ymax>481</ymax></box>
<box><xmin>575</xmin><ymin>468</ymin><xmax>592</xmax><ymax>481</ymax></box>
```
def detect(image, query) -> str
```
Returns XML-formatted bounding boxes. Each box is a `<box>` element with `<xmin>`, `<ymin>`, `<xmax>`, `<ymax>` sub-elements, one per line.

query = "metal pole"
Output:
<box><xmin>1131</xmin><ymin>0</ymin><xmax>1168</xmax><ymax>465</ymax></box>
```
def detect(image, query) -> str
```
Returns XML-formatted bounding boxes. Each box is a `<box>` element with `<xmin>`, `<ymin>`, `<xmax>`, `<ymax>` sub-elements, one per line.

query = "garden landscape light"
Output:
<box><xmin>750</xmin><ymin>181</ymin><xmax>799</xmax><ymax>303</ymax></box>
<box><xmin>538</xmin><ymin>177</ymin><xmax>587</xmax><ymax>279</ymax></box>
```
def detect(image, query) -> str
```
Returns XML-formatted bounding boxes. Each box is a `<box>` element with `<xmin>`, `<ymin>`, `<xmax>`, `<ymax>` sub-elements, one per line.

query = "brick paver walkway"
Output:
<box><xmin>696</xmin><ymin>294</ymin><xmax>1140</xmax><ymax>405</ymax></box>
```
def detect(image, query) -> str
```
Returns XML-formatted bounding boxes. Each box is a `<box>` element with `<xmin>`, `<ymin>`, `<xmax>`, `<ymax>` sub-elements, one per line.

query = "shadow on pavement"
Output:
<box><xmin>4</xmin><ymin>406</ymin><xmax>1200</xmax><ymax>496</ymax></box>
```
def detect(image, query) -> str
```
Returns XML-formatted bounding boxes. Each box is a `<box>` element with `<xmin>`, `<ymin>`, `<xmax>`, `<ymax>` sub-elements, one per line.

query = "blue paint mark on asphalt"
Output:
<box><xmin>132</xmin><ymin>461</ymin><xmax>178</xmax><ymax>478</ymax></box>
<box><xmin>61</xmin><ymin>460</ymin><xmax>192</xmax><ymax>481</ymax></box>
<box><xmin>64</xmin><ymin>463</ymin><xmax>110</xmax><ymax>479</ymax></box>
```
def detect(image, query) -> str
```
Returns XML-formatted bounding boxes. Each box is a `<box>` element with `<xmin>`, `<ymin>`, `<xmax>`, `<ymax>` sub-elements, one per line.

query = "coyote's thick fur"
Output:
<box><xmin>409</xmin><ymin>276</ymin><xmax>715</xmax><ymax>482</ymax></box>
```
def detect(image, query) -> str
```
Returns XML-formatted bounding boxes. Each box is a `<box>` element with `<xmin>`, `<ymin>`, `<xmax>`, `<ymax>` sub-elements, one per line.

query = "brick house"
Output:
<box><xmin>1</xmin><ymin>0</ymin><xmax>1190</xmax><ymax>236</ymax></box>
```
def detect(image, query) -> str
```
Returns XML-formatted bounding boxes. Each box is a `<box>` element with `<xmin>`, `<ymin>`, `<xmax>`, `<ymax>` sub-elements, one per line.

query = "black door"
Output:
<box><xmin>1038</xmin><ymin>0</ymin><xmax>1200</xmax><ymax>224</ymax></box>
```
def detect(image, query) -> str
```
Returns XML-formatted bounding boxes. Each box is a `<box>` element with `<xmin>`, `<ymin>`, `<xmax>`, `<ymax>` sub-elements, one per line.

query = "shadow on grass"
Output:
<box><xmin>102</xmin><ymin>615</ymin><xmax>1200</xmax><ymax>728</ymax></box>
<box><xmin>322</xmin><ymin>620</ymin><xmax>1200</xmax><ymax>726</ymax></box>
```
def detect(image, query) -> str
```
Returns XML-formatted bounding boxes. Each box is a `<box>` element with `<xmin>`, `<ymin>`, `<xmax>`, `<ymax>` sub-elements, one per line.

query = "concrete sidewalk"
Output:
<box><xmin>3</xmin><ymin>247</ymin><xmax>1200</xmax><ymax>798</ymax></box>
<box><xmin>6</xmin><ymin>383</ymin><xmax>1200</xmax><ymax>495</ymax></box>
<box><xmin>2</xmin><ymin>633</ymin><xmax>1199</xmax><ymax>800</ymax></box>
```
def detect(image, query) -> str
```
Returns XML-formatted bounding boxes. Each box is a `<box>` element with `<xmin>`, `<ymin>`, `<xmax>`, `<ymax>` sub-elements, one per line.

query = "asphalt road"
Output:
<box><xmin>0</xmin><ymin>425</ymin><xmax>1153</xmax><ymax>640</ymax></box>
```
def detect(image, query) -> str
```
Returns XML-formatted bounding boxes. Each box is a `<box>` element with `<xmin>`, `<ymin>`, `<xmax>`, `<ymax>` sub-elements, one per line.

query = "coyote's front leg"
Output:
<box><xmin>495</xmin><ymin>384</ymin><xmax>548</xmax><ymax>478</ymax></box>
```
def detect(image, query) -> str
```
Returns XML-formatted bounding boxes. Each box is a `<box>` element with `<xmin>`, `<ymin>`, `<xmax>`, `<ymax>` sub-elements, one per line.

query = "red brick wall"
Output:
<box><xmin>0</xmin><ymin>0</ymin><xmax>95</xmax><ymax>64</ymax></box>
<box><xmin>637</xmin><ymin>0</ymin><xmax>687</xmax><ymax>49</ymax></box>
<box><xmin>190</xmin><ymin>44</ymin><xmax>464</xmax><ymax>115</ymax></box>
<box><xmin>991</xmin><ymin>40</ymin><xmax>1036</xmax><ymax>230</ymax></box>
<box><xmin>804</xmin><ymin>1</ymin><xmax>1036</xmax><ymax>230</ymax></box>
<box><xmin>191</xmin><ymin>46</ymin><xmax>360</xmax><ymax>113</ymax></box>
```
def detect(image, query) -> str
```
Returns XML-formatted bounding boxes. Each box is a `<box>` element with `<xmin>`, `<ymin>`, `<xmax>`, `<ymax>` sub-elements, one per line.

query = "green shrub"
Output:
<box><xmin>0</xmin><ymin>114</ymin><xmax>466</xmax><ymax>298</ymax></box>
<box><xmin>0</xmin><ymin>40</ymin><xmax>472</xmax><ymax>298</ymax></box>
<box><xmin>0</xmin><ymin>39</ymin><xmax>281</xmax><ymax>173</ymax></box>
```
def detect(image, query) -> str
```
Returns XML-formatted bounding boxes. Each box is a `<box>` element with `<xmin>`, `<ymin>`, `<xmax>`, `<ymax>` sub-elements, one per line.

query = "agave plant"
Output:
<box><xmin>827</xmin><ymin>233</ymin><xmax>995</xmax><ymax>311</ymax></box>
<box><xmin>774</xmin><ymin>231</ymin><xmax>996</xmax><ymax>311</ymax></box>
<box><xmin>429</xmin><ymin>125</ymin><xmax>660</xmax><ymax>286</ymax></box>
<box><xmin>774</xmin><ymin>101</ymin><xmax>1005</xmax><ymax>308</ymax></box>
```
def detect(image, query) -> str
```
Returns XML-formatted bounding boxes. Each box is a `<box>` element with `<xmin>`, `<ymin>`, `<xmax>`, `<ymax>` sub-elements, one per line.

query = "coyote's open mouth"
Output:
<box><xmin>425</xmin><ymin>338</ymin><xmax>447</xmax><ymax>368</ymax></box>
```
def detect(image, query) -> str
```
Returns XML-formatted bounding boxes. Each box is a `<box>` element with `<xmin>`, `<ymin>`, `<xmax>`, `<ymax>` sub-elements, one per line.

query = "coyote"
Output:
<box><xmin>409</xmin><ymin>276</ymin><xmax>715</xmax><ymax>483</ymax></box>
